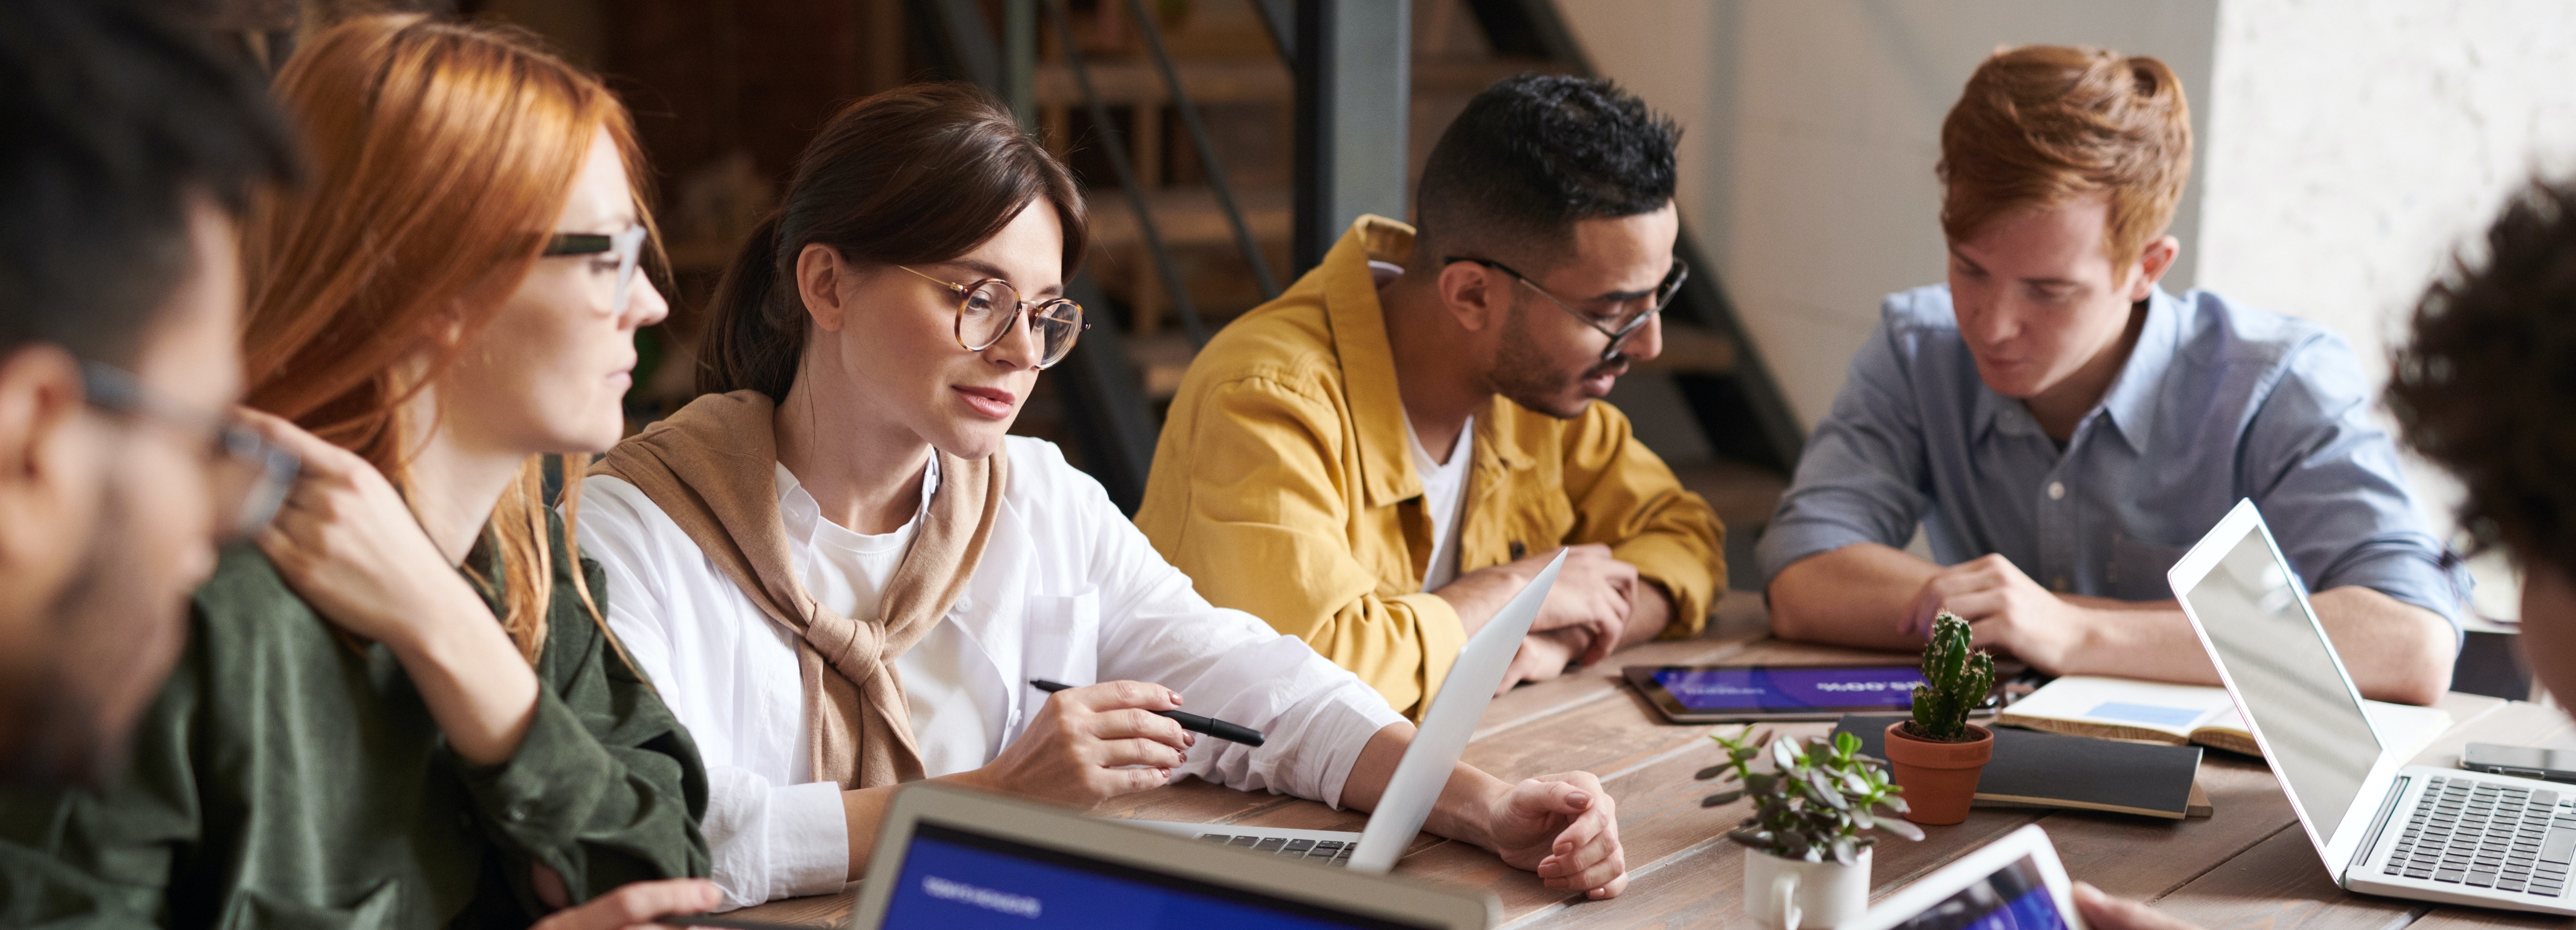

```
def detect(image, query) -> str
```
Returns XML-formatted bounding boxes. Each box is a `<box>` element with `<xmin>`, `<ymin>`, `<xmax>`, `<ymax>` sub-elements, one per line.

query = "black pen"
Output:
<box><xmin>1029</xmin><ymin>679</ymin><xmax>1267</xmax><ymax>747</ymax></box>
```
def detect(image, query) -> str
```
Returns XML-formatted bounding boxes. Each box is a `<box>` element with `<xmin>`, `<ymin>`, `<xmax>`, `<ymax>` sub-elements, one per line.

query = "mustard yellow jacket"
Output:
<box><xmin>1136</xmin><ymin>216</ymin><xmax>1725</xmax><ymax>717</ymax></box>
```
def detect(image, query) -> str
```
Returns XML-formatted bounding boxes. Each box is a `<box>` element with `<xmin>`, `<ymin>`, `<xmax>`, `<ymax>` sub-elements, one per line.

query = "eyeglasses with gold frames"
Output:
<box><xmin>897</xmin><ymin>265</ymin><xmax>1089</xmax><ymax>369</ymax></box>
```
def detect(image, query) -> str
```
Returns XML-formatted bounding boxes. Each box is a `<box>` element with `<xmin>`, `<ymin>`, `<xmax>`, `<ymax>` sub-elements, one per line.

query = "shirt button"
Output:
<box><xmin>2052</xmin><ymin>576</ymin><xmax>2070</xmax><ymax>592</ymax></box>
<box><xmin>2047</xmin><ymin>482</ymin><xmax>2066</xmax><ymax>500</ymax></box>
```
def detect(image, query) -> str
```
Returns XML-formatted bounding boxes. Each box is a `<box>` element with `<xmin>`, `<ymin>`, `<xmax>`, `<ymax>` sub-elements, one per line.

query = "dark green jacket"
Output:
<box><xmin>0</xmin><ymin>519</ymin><xmax>711</xmax><ymax>928</ymax></box>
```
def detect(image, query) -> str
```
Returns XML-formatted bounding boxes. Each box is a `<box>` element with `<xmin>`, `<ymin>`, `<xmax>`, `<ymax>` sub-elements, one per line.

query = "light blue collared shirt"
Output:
<box><xmin>1756</xmin><ymin>284</ymin><xmax>2464</xmax><ymax>628</ymax></box>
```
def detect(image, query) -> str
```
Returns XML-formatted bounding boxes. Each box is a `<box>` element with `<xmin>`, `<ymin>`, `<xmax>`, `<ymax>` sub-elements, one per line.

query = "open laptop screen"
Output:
<box><xmin>877</xmin><ymin>822</ymin><xmax>1439</xmax><ymax>930</ymax></box>
<box><xmin>2176</xmin><ymin>518</ymin><xmax>2383</xmax><ymax>842</ymax></box>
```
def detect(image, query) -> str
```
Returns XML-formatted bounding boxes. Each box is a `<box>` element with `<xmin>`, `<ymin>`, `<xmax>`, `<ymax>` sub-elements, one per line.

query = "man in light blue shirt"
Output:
<box><xmin>1757</xmin><ymin>44</ymin><xmax>2460</xmax><ymax>704</ymax></box>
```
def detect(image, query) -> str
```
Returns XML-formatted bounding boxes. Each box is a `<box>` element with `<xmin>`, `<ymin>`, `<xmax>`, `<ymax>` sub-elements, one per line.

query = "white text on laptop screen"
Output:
<box><xmin>2181</xmin><ymin>524</ymin><xmax>2383</xmax><ymax>842</ymax></box>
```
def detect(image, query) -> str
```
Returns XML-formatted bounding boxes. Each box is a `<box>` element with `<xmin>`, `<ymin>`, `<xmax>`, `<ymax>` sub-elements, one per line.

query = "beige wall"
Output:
<box><xmin>2196</xmin><ymin>0</ymin><xmax>2576</xmax><ymax>401</ymax></box>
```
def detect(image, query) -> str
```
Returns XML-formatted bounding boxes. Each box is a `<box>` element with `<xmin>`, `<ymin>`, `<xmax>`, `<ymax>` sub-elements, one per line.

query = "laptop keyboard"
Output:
<box><xmin>1197</xmin><ymin>833</ymin><xmax>1355</xmax><ymax>867</ymax></box>
<box><xmin>2382</xmin><ymin>777</ymin><xmax>2576</xmax><ymax>896</ymax></box>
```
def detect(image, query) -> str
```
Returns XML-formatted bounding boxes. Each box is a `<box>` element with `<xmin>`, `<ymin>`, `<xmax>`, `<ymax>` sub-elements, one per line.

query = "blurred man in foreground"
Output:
<box><xmin>0</xmin><ymin>0</ymin><xmax>296</xmax><ymax>789</ymax></box>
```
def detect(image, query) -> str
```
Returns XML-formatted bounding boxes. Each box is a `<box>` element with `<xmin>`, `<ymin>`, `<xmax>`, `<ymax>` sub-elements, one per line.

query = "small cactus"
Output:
<box><xmin>1908</xmin><ymin>610</ymin><xmax>1995</xmax><ymax>742</ymax></box>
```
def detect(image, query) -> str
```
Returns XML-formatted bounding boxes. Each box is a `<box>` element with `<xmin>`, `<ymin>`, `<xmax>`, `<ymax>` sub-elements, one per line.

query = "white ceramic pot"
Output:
<box><xmin>1743</xmin><ymin>846</ymin><xmax>1872</xmax><ymax>930</ymax></box>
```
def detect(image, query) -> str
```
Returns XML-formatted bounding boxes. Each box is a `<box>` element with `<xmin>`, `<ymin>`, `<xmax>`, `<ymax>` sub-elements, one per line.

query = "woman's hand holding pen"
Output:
<box><xmin>954</xmin><ymin>680</ymin><xmax>1199</xmax><ymax>808</ymax></box>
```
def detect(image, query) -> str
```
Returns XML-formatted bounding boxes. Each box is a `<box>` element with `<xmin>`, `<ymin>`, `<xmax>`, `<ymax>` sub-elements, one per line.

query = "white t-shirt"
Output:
<box><xmin>1407</xmin><ymin>417</ymin><xmax>1473</xmax><ymax>592</ymax></box>
<box><xmin>781</xmin><ymin>460</ymin><xmax>996</xmax><ymax>778</ymax></box>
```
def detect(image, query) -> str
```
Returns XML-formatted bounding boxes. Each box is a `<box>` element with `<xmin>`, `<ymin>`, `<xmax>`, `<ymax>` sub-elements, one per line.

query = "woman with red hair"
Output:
<box><xmin>0</xmin><ymin>16</ymin><xmax>716</xmax><ymax>928</ymax></box>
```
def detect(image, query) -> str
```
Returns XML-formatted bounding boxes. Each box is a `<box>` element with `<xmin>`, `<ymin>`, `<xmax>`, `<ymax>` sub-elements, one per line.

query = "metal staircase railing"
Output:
<box><xmin>1044</xmin><ymin>0</ymin><xmax>1213</xmax><ymax>348</ymax></box>
<box><xmin>1126</xmin><ymin>0</ymin><xmax>1281</xmax><ymax>301</ymax></box>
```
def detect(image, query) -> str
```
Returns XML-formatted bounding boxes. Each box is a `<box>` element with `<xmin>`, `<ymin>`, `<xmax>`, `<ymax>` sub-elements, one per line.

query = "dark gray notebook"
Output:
<box><xmin>1834</xmin><ymin>715</ymin><xmax>2207</xmax><ymax>820</ymax></box>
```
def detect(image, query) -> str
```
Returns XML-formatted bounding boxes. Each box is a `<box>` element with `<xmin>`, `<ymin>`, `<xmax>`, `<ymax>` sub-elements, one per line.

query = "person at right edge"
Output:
<box><xmin>2071</xmin><ymin>179</ymin><xmax>2576</xmax><ymax>930</ymax></box>
<box><xmin>1137</xmin><ymin>75</ymin><xmax>1726</xmax><ymax>714</ymax></box>
<box><xmin>1756</xmin><ymin>45</ymin><xmax>2461</xmax><ymax>704</ymax></box>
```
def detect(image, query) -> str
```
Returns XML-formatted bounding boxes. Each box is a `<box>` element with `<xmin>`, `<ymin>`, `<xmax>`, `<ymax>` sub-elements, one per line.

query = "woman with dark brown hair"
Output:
<box><xmin>0</xmin><ymin>16</ymin><xmax>720</xmax><ymax>928</ymax></box>
<box><xmin>576</xmin><ymin>82</ymin><xmax>1632</xmax><ymax>909</ymax></box>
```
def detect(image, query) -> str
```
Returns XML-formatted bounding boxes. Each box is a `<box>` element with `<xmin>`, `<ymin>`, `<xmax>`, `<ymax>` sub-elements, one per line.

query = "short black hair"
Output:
<box><xmin>2389</xmin><ymin>177</ymin><xmax>2576</xmax><ymax>576</ymax></box>
<box><xmin>0</xmin><ymin>0</ymin><xmax>297</xmax><ymax>366</ymax></box>
<box><xmin>1412</xmin><ymin>73</ymin><xmax>1679</xmax><ymax>269</ymax></box>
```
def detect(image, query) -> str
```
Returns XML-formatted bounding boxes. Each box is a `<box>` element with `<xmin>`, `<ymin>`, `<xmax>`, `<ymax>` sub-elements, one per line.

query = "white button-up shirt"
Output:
<box><xmin>576</xmin><ymin>436</ymin><xmax>1404</xmax><ymax>909</ymax></box>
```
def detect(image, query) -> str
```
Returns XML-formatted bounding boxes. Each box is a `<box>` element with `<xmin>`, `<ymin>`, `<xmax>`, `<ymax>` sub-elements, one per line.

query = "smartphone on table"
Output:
<box><xmin>2461</xmin><ymin>742</ymin><xmax>2576</xmax><ymax>784</ymax></box>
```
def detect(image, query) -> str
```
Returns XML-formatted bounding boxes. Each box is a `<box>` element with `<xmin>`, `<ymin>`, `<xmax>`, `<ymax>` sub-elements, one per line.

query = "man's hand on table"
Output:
<box><xmin>2072</xmin><ymin>881</ymin><xmax>2199</xmax><ymax>930</ymax></box>
<box><xmin>1441</xmin><ymin>544</ymin><xmax>1635</xmax><ymax>651</ymax></box>
<box><xmin>1905</xmin><ymin>554</ymin><xmax>2099</xmax><ymax>672</ymax></box>
<box><xmin>1480</xmin><ymin>771</ymin><xmax>1629</xmax><ymax>899</ymax></box>
<box><xmin>1496</xmin><ymin>628</ymin><xmax>1588</xmax><ymax>694</ymax></box>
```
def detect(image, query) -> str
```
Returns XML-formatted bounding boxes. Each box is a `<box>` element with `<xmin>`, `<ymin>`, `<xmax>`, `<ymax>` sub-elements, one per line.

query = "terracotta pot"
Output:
<box><xmin>1881</xmin><ymin>721</ymin><xmax>1993</xmax><ymax>825</ymax></box>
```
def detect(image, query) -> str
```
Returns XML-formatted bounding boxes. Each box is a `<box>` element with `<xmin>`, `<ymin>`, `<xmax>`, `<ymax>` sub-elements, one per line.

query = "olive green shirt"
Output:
<box><xmin>0</xmin><ymin>520</ymin><xmax>711</xmax><ymax>928</ymax></box>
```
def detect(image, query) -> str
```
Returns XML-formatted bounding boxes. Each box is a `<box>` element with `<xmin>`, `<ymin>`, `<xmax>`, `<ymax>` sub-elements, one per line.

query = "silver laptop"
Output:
<box><xmin>1127</xmin><ymin>551</ymin><xmax>1568</xmax><ymax>874</ymax></box>
<box><xmin>848</xmin><ymin>784</ymin><xmax>1496</xmax><ymax>929</ymax></box>
<box><xmin>2170</xmin><ymin>499</ymin><xmax>2576</xmax><ymax>915</ymax></box>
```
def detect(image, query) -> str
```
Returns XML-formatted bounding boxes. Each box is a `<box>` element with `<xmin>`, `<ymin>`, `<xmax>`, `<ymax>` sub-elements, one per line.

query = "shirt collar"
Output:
<box><xmin>2091</xmin><ymin>287</ymin><xmax>2182</xmax><ymax>453</ymax></box>
<box><xmin>772</xmin><ymin>456</ymin><xmax>939</xmax><ymax>547</ymax></box>
<box><xmin>1321</xmin><ymin>214</ymin><xmax>1425</xmax><ymax>509</ymax></box>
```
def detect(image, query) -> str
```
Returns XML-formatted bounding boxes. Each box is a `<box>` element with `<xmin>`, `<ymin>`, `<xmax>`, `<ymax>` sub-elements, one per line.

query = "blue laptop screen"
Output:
<box><xmin>878</xmin><ymin>823</ymin><xmax>1436</xmax><ymax>930</ymax></box>
<box><xmin>1889</xmin><ymin>855</ymin><xmax>2068</xmax><ymax>930</ymax></box>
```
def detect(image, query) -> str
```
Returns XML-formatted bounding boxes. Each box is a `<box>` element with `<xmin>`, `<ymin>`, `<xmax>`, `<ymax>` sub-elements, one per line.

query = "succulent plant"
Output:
<box><xmin>1907</xmin><ymin>610</ymin><xmax>1996</xmax><ymax>742</ymax></box>
<box><xmin>1698</xmin><ymin>727</ymin><xmax>1921</xmax><ymax>865</ymax></box>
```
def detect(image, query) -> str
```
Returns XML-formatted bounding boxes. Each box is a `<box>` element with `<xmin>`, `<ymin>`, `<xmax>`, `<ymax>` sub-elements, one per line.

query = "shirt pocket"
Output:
<box><xmin>2106</xmin><ymin>533</ymin><xmax>2195</xmax><ymax>601</ymax></box>
<box><xmin>1020</xmin><ymin>592</ymin><xmax>1101</xmax><ymax>692</ymax></box>
<box><xmin>1489</xmin><ymin>479</ymin><xmax>1577</xmax><ymax>565</ymax></box>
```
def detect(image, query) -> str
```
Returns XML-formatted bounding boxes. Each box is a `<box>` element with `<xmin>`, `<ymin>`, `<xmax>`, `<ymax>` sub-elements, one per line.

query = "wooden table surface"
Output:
<box><xmin>732</xmin><ymin>595</ymin><xmax>2569</xmax><ymax>929</ymax></box>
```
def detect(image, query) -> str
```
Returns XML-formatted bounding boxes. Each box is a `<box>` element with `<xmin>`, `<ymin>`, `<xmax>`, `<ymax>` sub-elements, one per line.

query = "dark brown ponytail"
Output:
<box><xmin>699</xmin><ymin>82</ymin><xmax>1088</xmax><ymax>400</ymax></box>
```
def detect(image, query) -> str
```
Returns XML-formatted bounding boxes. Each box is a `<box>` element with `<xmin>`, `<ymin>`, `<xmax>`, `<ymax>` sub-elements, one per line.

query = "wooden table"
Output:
<box><xmin>734</xmin><ymin>595</ymin><xmax>2568</xmax><ymax>929</ymax></box>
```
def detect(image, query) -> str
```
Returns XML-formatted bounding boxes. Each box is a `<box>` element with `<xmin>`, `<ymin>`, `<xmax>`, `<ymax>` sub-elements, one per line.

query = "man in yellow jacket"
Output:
<box><xmin>1137</xmin><ymin>75</ymin><xmax>1724</xmax><ymax>718</ymax></box>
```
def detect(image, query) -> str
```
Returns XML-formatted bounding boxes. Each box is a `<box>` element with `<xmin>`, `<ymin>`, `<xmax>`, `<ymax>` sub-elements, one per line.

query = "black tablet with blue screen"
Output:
<box><xmin>1622</xmin><ymin>662</ymin><xmax>1995</xmax><ymax>723</ymax></box>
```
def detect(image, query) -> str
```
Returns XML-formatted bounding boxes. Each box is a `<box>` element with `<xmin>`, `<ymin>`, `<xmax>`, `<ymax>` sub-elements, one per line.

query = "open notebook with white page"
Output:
<box><xmin>1997</xmin><ymin>674</ymin><xmax>2452</xmax><ymax>759</ymax></box>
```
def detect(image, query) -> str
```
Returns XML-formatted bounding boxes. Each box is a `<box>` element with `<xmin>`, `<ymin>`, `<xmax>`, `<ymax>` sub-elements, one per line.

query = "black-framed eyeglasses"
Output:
<box><xmin>897</xmin><ymin>265</ymin><xmax>1090</xmax><ymax>369</ymax></box>
<box><xmin>543</xmin><ymin>224</ymin><xmax>648</xmax><ymax>314</ymax></box>
<box><xmin>78</xmin><ymin>361</ymin><xmax>298</xmax><ymax>542</ymax></box>
<box><xmin>1444</xmin><ymin>255</ymin><xmax>1689</xmax><ymax>361</ymax></box>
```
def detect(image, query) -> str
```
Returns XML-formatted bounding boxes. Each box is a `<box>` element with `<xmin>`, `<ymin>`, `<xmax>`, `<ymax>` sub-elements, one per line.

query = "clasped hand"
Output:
<box><xmin>1496</xmin><ymin>544</ymin><xmax>1641</xmax><ymax>692</ymax></box>
<box><xmin>1482</xmin><ymin>771</ymin><xmax>1629</xmax><ymax>899</ymax></box>
<box><xmin>1904</xmin><ymin>553</ymin><xmax>2093</xmax><ymax>671</ymax></box>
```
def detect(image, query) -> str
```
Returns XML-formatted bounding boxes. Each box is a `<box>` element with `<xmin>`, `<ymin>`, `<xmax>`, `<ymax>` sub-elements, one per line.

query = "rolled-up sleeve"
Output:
<box><xmin>2241</xmin><ymin>334</ymin><xmax>2468</xmax><ymax>632</ymax></box>
<box><xmin>1757</xmin><ymin>318</ymin><xmax>1935</xmax><ymax>586</ymax></box>
<box><xmin>456</xmin><ymin>543</ymin><xmax>713</xmax><ymax>907</ymax></box>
